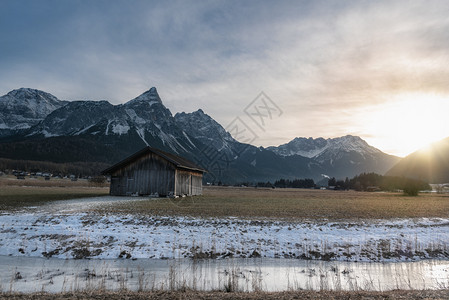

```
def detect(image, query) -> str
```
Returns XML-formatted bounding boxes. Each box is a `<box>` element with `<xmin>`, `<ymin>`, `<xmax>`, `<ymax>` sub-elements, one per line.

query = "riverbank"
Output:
<box><xmin>1</xmin><ymin>211</ymin><xmax>448</xmax><ymax>261</ymax></box>
<box><xmin>1</xmin><ymin>290</ymin><xmax>449</xmax><ymax>300</ymax></box>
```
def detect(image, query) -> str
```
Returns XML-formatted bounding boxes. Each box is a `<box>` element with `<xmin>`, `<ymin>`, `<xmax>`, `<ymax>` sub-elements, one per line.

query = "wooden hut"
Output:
<box><xmin>102</xmin><ymin>147</ymin><xmax>205</xmax><ymax>197</ymax></box>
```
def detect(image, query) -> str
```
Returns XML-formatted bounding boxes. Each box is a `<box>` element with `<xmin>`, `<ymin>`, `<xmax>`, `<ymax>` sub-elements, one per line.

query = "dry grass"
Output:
<box><xmin>2</xmin><ymin>179</ymin><xmax>449</xmax><ymax>220</ymax></box>
<box><xmin>96</xmin><ymin>186</ymin><xmax>449</xmax><ymax>220</ymax></box>
<box><xmin>1</xmin><ymin>290</ymin><xmax>449</xmax><ymax>300</ymax></box>
<box><xmin>0</xmin><ymin>175</ymin><xmax>108</xmax><ymax>188</ymax></box>
<box><xmin>0</xmin><ymin>175</ymin><xmax>109</xmax><ymax>209</ymax></box>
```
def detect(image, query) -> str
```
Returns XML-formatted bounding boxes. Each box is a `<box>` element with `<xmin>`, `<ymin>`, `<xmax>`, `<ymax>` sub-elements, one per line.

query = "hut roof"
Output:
<box><xmin>102</xmin><ymin>147</ymin><xmax>206</xmax><ymax>174</ymax></box>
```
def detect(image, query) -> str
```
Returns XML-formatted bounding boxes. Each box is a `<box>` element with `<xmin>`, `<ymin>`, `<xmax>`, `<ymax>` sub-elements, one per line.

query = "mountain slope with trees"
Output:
<box><xmin>386</xmin><ymin>137</ymin><xmax>449</xmax><ymax>183</ymax></box>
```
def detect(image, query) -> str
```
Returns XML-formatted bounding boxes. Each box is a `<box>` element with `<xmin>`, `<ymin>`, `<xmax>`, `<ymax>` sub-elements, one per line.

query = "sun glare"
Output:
<box><xmin>363</xmin><ymin>93</ymin><xmax>449</xmax><ymax>157</ymax></box>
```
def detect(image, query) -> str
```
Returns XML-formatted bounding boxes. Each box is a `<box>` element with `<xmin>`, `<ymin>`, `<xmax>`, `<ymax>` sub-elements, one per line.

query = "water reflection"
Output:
<box><xmin>1</xmin><ymin>256</ymin><xmax>449</xmax><ymax>293</ymax></box>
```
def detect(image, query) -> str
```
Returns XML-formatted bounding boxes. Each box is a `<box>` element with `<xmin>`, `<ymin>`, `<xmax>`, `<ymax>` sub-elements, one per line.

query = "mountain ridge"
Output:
<box><xmin>267</xmin><ymin>135</ymin><xmax>383</xmax><ymax>159</ymax></box>
<box><xmin>0</xmin><ymin>87</ymin><xmax>401</xmax><ymax>183</ymax></box>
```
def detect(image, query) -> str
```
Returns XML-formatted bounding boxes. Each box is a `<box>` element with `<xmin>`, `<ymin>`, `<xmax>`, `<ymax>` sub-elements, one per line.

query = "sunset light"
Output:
<box><xmin>363</xmin><ymin>92</ymin><xmax>449</xmax><ymax>157</ymax></box>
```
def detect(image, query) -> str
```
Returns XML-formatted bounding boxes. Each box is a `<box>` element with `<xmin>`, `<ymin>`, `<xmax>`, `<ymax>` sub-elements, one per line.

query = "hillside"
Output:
<box><xmin>386</xmin><ymin>137</ymin><xmax>449</xmax><ymax>183</ymax></box>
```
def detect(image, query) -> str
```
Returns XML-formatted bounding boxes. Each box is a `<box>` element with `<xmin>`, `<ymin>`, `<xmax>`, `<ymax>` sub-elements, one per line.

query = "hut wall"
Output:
<box><xmin>110</xmin><ymin>152</ymin><xmax>176</xmax><ymax>196</ymax></box>
<box><xmin>175</xmin><ymin>169</ymin><xmax>203</xmax><ymax>196</ymax></box>
<box><xmin>191</xmin><ymin>173</ymin><xmax>203</xmax><ymax>195</ymax></box>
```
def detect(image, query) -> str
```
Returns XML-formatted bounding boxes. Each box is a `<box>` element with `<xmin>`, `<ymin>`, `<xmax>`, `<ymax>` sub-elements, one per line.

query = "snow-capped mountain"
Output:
<box><xmin>267</xmin><ymin>135</ymin><xmax>400</xmax><ymax>179</ymax></box>
<box><xmin>26</xmin><ymin>88</ymin><xmax>198</xmax><ymax>157</ymax></box>
<box><xmin>174</xmin><ymin>109</ymin><xmax>236</xmax><ymax>156</ymax></box>
<box><xmin>0</xmin><ymin>88</ymin><xmax>66</xmax><ymax>136</ymax></box>
<box><xmin>174</xmin><ymin>109</ymin><xmax>272</xmax><ymax>182</ymax></box>
<box><xmin>268</xmin><ymin>136</ymin><xmax>382</xmax><ymax>159</ymax></box>
<box><xmin>173</xmin><ymin>111</ymin><xmax>399</xmax><ymax>181</ymax></box>
<box><xmin>122</xmin><ymin>87</ymin><xmax>193</xmax><ymax>152</ymax></box>
<box><xmin>313</xmin><ymin>135</ymin><xmax>383</xmax><ymax>164</ymax></box>
<box><xmin>29</xmin><ymin>100</ymin><xmax>116</xmax><ymax>137</ymax></box>
<box><xmin>0</xmin><ymin>87</ymin><xmax>401</xmax><ymax>183</ymax></box>
<box><xmin>267</xmin><ymin>137</ymin><xmax>329</xmax><ymax>158</ymax></box>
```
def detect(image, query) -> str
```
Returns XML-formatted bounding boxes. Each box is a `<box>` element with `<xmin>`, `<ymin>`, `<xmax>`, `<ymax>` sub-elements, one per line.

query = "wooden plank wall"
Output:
<box><xmin>175</xmin><ymin>169</ymin><xmax>203</xmax><ymax>196</ymax></box>
<box><xmin>175</xmin><ymin>169</ymin><xmax>191</xmax><ymax>196</ymax></box>
<box><xmin>110</xmin><ymin>152</ymin><xmax>176</xmax><ymax>196</ymax></box>
<box><xmin>191</xmin><ymin>173</ymin><xmax>203</xmax><ymax>195</ymax></box>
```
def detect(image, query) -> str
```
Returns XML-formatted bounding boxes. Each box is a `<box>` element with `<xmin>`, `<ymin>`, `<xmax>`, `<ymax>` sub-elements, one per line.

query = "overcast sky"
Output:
<box><xmin>1</xmin><ymin>0</ymin><xmax>449</xmax><ymax>157</ymax></box>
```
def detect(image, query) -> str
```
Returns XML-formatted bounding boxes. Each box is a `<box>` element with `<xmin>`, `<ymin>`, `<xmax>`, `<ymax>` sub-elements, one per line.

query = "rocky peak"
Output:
<box><xmin>123</xmin><ymin>86</ymin><xmax>174</xmax><ymax>130</ymax></box>
<box><xmin>267</xmin><ymin>136</ymin><xmax>328</xmax><ymax>158</ymax></box>
<box><xmin>0</xmin><ymin>88</ymin><xmax>65</xmax><ymax>133</ymax></box>
<box><xmin>126</xmin><ymin>87</ymin><xmax>162</xmax><ymax>105</ymax></box>
<box><xmin>6</xmin><ymin>88</ymin><xmax>59</xmax><ymax>102</ymax></box>
<box><xmin>327</xmin><ymin>135</ymin><xmax>381</xmax><ymax>154</ymax></box>
<box><xmin>174</xmin><ymin>109</ymin><xmax>234</xmax><ymax>143</ymax></box>
<box><xmin>175</xmin><ymin>109</ymin><xmax>207</xmax><ymax>120</ymax></box>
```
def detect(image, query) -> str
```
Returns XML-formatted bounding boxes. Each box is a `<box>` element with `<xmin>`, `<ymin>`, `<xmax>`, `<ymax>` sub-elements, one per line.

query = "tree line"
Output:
<box><xmin>328</xmin><ymin>172</ymin><xmax>431</xmax><ymax>196</ymax></box>
<box><xmin>250</xmin><ymin>178</ymin><xmax>317</xmax><ymax>188</ymax></box>
<box><xmin>0</xmin><ymin>158</ymin><xmax>108</xmax><ymax>177</ymax></box>
<box><xmin>273</xmin><ymin>178</ymin><xmax>316</xmax><ymax>188</ymax></box>
<box><xmin>249</xmin><ymin>172</ymin><xmax>431</xmax><ymax>196</ymax></box>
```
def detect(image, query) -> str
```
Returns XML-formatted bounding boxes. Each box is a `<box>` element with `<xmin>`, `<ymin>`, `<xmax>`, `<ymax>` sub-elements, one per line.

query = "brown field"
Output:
<box><xmin>1</xmin><ymin>290</ymin><xmax>449</xmax><ymax>300</ymax></box>
<box><xmin>95</xmin><ymin>186</ymin><xmax>449</xmax><ymax>220</ymax></box>
<box><xmin>1</xmin><ymin>176</ymin><xmax>449</xmax><ymax>220</ymax></box>
<box><xmin>0</xmin><ymin>175</ymin><xmax>109</xmax><ymax>209</ymax></box>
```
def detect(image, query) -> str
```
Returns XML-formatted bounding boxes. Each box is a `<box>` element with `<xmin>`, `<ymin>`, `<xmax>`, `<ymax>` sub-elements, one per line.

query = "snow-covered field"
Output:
<box><xmin>1</xmin><ymin>196</ymin><xmax>448</xmax><ymax>262</ymax></box>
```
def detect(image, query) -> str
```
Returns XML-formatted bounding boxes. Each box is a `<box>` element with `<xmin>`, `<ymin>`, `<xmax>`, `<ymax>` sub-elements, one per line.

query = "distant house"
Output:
<box><xmin>366</xmin><ymin>186</ymin><xmax>381</xmax><ymax>192</ymax></box>
<box><xmin>102</xmin><ymin>147</ymin><xmax>205</xmax><ymax>197</ymax></box>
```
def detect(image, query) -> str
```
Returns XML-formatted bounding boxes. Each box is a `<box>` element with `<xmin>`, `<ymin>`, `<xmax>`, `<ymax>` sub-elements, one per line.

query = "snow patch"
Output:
<box><xmin>183</xmin><ymin>131</ymin><xmax>196</xmax><ymax>148</ymax></box>
<box><xmin>105</xmin><ymin>120</ymin><xmax>111</xmax><ymax>135</ymax></box>
<box><xmin>136</xmin><ymin>128</ymin><xmax>149</xmax><ymax>146</ymax></box>
<box><xmin>75</xmin><ymin>124</ymin><xmax>95</xmax><ymax>135</ymax></box>
<box><xmin>1</xmin><ymin>210</ymin><xmax>448</xmax><ymax>262</ymax></box>
<box><xmin>112</xmin><ymin>124</ymin><xmax>130</xmax><ymax>135</ymax></box>
<box><xmin>42</xmin><ymin>130</ymin><xmax>59</xmax><ymax>138</ymax></box>
<box><xmin>125</xmin><ymin>109</ymin><xmax>146</xmax><ymax>124</ymax></box>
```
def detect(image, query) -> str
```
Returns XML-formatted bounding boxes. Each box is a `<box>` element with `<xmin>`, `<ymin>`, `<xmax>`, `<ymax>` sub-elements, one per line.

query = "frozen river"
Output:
<box><xmin>2</xmin><ymin>256</ymin><xmax>449</xmax><ymax>293</ymax></box>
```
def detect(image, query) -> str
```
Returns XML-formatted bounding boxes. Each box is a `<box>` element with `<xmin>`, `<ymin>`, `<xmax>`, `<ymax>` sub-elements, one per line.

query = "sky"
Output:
<box><xmin>1</xmin><ymin>0</ymin><xmax>449</xmax><ymax>157</ymax></box>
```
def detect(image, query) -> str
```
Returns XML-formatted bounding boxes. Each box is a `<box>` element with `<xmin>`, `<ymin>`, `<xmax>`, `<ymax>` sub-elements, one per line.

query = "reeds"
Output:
<box><xmin>3</xmin><ymin>258</ymin><xmax>449</xmax><ymax>294</ymax></box>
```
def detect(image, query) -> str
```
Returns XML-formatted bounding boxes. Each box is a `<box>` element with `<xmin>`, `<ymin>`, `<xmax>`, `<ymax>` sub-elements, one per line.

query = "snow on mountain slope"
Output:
<box><xmin>268</xmin><ymin>135</ymin><xmax>382</xmax><ymax>159</ymax></box>
<box><xmin>314</xmin><ymin>135</ymin><xmax>382</xmax><ymax>162</ymax></box>
<box><xmin>267</xmin><ymin>137</ymin><xmax>328</xmax><ymax>158</ymax></box>
<box><xmin>175</xmin><ymin>109</ymin><xmax>232</xmax><ymax>142</ymax></box>
<box><xmin>267</xmin><ymin>135</ymin><xmax>399</xmax><ymax>179</ymax></box>
<box><xmin>23</xmin><ymin>87</ymin><xmax>199</xmax><ymax>156</ymax></box>
<box><xmin>122</xmin><ymin>88</ymin><xmax>197</xmax><ymax>153</ymax></box>
<box><xmin>123</xmin><ymin>88</ymin><xmax>173</xmax><ymax>134</ymax></box>
<box><xmin>126</xmin><ymin>86</ymin><xmax>162</xmax><ymax>106</ymax></box>
<box><xmin>0</xmin><ymin>88</ymin><xmax>66</xmax><ymax>135</ymax></box>
<box><xmin>175</xmin><ymin>109</ymin><xmax>236</xmax><ymax>153</ymax></box>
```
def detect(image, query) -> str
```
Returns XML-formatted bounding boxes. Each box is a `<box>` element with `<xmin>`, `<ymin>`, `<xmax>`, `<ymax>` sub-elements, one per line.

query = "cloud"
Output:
<box><xmin>1</xmin><ymin>0</ymin><xmax>449</xmax><ymax>155</ymax></box>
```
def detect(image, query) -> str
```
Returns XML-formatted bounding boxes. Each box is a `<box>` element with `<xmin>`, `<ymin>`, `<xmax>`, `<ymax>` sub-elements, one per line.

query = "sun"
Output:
<box><xmin>362</xmin><ymin>92</ymin><xmax>449</xmax><ymax>157</ymax></box>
